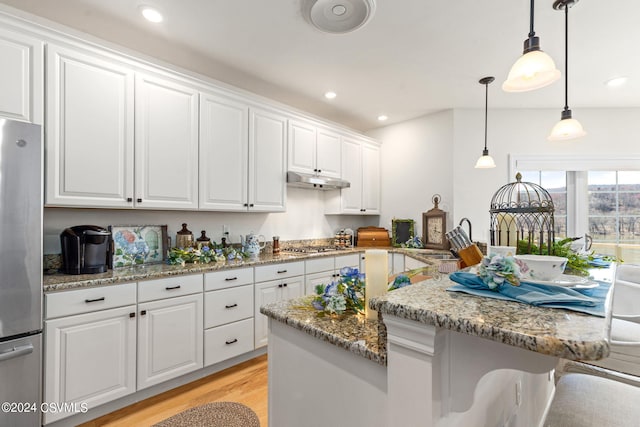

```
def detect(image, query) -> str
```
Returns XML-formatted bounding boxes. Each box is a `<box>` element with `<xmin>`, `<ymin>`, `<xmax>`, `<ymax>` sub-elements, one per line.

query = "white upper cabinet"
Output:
<box><xmin>288</xmin><ymin>119</ymin><xmax>341</xmax><ymax>178</ymax></box>
<box><xmin>325</xmin><ymin>136</ymin><xmax>381</xmax><ymax>215</ymax></box>
<box><xmin>45</xmin><ymin>43</ymin><xmax>135</xmax><ymax>208</ymax></box>
<box><xmin>316</xmin><ymin>127</ymin><xmax>341</xmax><ymax>178</ymax></box>
<box><xmin>135</xmin><ymin>73</ymin><xmax>199</xmax><ymax>209</ymax></box>
<box><xmin>249</xmin><ymin>107</ymin><xmax>287</xmax><ymax>212</ymax></box>
<box><xmin>199</xmin><ymin>92</ymin><xmax>249</xmax><ymax>210</ymax></box>
<box><xmin>0</xmin><ymin>27</ymin><xmax>42</xmax><ymax>123</ymax></box>
<box><xmin>361</xmin><ymin>141</ymin><xmax>381</xmax><ymax>214</ymax></box>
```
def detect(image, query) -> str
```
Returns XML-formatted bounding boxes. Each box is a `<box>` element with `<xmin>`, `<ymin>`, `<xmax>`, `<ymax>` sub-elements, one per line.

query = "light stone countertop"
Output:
<box><xmin>42</xmin><ymin>247</ymin><xmax>449</xmax><ymax>292</ymax></box>
<box><xmin>370</xmin><ymin>274</ymin><xmax>613</xmax><ymax>361</ymax></box>
<box><xmin>261</xmin><ymin>273</ymin><xmax>613</xmax><ymax>367</ymax></box>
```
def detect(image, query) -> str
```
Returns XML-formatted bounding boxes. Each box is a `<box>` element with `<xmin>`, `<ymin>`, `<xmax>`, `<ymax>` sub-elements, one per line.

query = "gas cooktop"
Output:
<box><xmin>281</xmin><ymin>245</ymin><xmax>347</xmax><ymax>253</ymax></box>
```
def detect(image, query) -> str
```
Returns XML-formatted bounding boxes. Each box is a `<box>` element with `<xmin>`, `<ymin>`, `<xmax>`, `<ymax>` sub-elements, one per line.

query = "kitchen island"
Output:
<box><xmin>261</xmin><ymin>272</ymin><xmax>613</xmax><ymax>427</ymax></box>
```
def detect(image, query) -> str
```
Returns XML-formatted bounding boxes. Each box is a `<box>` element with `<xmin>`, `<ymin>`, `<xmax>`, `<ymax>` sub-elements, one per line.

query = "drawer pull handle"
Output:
<box><xmin>225</xmin><ymin>303</ymin><xmax>238</xmax><ymax>309</ymax></box>
<box><xmin>85</xmin><ymin>297</ymin><xmax>105</xmax><ymax>303</ymax></box>
<box><xmin>224</xmin><ymin>277</ymin><xmax>238</xmax><ymax>281</ymax></box>
<box><xmin>277</xmin><ymin>269</ymin><xmax>287</xmax><ymax>274</ymax></box>
<box><xmin>225</xmin><ymin>338</ymin><xmax>238</xmax><ymax>345</ymax></box>
<box><xmin>165</xmin><ymin>285</ymin><xmax>181</xmax><ymax>290</ymax></box>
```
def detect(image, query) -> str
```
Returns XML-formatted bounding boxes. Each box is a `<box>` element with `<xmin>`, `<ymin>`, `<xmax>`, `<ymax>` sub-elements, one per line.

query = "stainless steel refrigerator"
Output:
<box><xmin>0</xmin><ymin>118</ymin><xmax>42</xmax><ymax>427</ymax></box>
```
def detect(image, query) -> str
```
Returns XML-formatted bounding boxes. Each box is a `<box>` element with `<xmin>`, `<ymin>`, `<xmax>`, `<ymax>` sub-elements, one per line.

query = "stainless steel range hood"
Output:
<box><xmin>286</xmin><ymin>171</ymin><xmax>350</xmax><ymax>190</ymax></box>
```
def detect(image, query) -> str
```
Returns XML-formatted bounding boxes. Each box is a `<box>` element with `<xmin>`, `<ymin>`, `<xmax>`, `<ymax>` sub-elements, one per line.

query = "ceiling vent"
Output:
<box><xmin>303</xmin><ymin>0</ymin><xmax>376</xmax><ymax>34</ymax></box>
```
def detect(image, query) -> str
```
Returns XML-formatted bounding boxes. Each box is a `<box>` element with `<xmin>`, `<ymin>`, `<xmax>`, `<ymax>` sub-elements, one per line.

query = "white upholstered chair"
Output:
<box><xmin>581</xmin><ymin>263</ymin><xmax>640</xmax><ymax>377</ymax></box>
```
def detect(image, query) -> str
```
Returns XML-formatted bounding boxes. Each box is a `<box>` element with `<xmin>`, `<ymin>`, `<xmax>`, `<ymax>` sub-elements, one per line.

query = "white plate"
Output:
<box><xmin>524</xmin><ymin>274</ymin><xmax>599</xmax><ymax>289</ymax></box>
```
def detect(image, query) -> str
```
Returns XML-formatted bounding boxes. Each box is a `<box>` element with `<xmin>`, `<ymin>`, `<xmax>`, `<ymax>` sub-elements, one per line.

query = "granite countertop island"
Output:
<box><xmin>262</xmin><ymin>271</ymin><xmax>615</xmax><ymax>427</ymax></box>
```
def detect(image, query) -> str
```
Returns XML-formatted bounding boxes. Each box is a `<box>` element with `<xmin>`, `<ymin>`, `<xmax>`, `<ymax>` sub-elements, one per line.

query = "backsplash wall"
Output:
<box><xmin>43</xmin><ymin>187</ymin><xmax>372</xmax><ymax>254</ymax></box>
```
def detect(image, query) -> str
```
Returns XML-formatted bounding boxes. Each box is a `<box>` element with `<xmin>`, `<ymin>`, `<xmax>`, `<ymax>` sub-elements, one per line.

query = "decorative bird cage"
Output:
<box><xmin>489</xmin><ymin>173</ymin><xmax>555</xmax><ymax>254</ymax></box>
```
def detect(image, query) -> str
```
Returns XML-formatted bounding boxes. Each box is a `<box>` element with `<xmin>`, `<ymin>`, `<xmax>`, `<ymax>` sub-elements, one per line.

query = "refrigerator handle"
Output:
<box><xmin>0</xmin><ymin>344</ymin><xmax>34</xmax><ymax>362</ymax></box>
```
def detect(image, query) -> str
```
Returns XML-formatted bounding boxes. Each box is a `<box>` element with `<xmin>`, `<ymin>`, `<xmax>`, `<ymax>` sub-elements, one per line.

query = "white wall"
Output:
<box><xmin>367</xmin><ymin>110</ymin><xmax>454</xmax><ymax>240</ymax></box>
<box><xmin>370</xmin><ymin>107</ymin><xmax>640</xmax><ymax>243</ymax></box>
<box><xmin>43</xmin><ymin>188</ymin><xmax>372</xmax><ymax>253</ymax></box>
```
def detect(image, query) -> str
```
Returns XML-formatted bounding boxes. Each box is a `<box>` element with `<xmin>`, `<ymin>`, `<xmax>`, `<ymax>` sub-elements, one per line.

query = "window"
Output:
<box><xmin>519</xmin><ymin>171</ymin><xmax>567</xmax><ymax>238</ymax></box>
<box><xmin>588</xmin><ymin>171</ymin><xmax>640</xmax><ymax>244</ymax></box>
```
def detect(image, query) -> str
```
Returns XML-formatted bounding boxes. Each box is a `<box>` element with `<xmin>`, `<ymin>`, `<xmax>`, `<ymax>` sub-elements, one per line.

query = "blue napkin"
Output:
<box><xmin>448</xmin><ymin>272</ymin><xmax>609</xmax><ymax>317</ymax></box>
<box><xmin>588</xmin><ymin>257</ymin><xmax>611</xmax><ymax>268</ymax></box>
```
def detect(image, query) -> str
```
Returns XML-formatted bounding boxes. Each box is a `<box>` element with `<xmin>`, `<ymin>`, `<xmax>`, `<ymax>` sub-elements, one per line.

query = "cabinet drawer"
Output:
<box><xmin>335</xmin><ymin>253</ymin><xmax>360</xmax><ymax>270</ymax></box>
<box><xmin>205</xmin><ymin>285</ymin><xmax>253</xmax><ymax>328</ymax></box>
<box><xmin>305</xmin><ymin>256</ymin><xmax>334</xmax><ymax>274</ymax></box>
<box><xmin>204</xmin><ymin>267</ymin><xmax>253</xmax><ymax>291</ymax></box>
<box><xmin>255</xmin><ymin>261</ymin><xmax>304</xmax><ymax>282</ymax></box>
<box><xmin>138</xmin><ymin>274</ymin><xmax>203</xmax><ymax>303</ymax></box>
<box><xmin>204</xmin><ymin>318</ymin><xmax>254</xmax><ymax>366</ymax></box>
<box><xmin>45</xmin><ymin>282</ymin><xmax>136</xmax><ymax>319</ymax></box>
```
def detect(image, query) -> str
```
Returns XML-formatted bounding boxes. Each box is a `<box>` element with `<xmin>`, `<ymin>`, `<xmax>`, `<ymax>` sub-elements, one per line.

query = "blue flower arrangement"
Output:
<box><xmin>312</xmin><ymin>267</ymin><xmax>365</xmax><ymax>316</ymax></box>
<box><xmin>477</xmin><ymin>254</ymin><xmax>529</xmax><ymax>290</ymax></box>
<box><xmin>167</xmin><ymin>243</ymin><xmax>247</xmax><ymax>265</ymax></box>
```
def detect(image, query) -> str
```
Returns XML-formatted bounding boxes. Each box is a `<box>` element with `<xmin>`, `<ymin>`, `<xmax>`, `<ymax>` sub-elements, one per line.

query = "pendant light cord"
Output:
<box><xmin>484</xmin><ymin>82</ymin><xmax>489</xmax><ymax>151</ymax></box>
<box><xmin>563</xmin><ymin>3</ymin><xmax>569</xmax><ymax>112</ymax></box>
<box><xmin>529</xmin><ymin>0</ymin><xmax>536</xmax><ymax>37</ymax></box>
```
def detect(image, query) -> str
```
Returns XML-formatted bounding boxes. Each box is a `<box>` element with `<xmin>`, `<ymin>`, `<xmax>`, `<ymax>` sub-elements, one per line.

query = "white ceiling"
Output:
<box><xmin>1</xmin><ymin>0</ymin><xmax>638</xmax><ymax>131</ymax></box>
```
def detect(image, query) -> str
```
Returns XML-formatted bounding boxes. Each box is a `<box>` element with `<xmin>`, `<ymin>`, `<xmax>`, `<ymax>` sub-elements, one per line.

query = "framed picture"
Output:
<box><xmin>109</xmin><ymin>225</ymin><xmax>168</xmax><ymax>268</ymax></box>
<box><xmin>392</xmin><ymin>219</ymin><xmax>415</xmax><ymax>247</ymax></box>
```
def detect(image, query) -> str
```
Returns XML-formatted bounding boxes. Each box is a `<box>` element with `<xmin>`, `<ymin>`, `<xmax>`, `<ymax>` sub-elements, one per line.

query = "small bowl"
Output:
<box><xmin>515</xmin><ymin>255</ymin><xmax>568</xmax><ymax>281</ymax></box>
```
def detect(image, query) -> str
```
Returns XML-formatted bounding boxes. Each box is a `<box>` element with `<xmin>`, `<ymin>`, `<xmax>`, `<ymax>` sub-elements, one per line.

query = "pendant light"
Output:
<box><xmin>503</xmin><ymin>0</ymin><xmax>560</xmax><ymax>92</ymax></box>
<box><xmin>475</xmin><ymin>76</ymin><xmax>497</xmax><ymax>169</ymax></box>
<box><xmin>548</xmin><ymin>0</ymin><xmax>586</xmax><ymax>141</ymax></box>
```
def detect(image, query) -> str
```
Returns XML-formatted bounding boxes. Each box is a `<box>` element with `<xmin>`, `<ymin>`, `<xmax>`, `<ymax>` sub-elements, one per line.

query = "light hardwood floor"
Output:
<box><xmin>79</xmin><ymin>354</ymin><xmax>268</xmax><ymax>427</ymax></box>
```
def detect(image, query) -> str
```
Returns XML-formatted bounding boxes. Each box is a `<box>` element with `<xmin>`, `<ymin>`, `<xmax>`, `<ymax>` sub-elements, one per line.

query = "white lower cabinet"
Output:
<box><xmin>137</xmin><ymin>292</ymin><xmax>203</xmax><ymax>390</ymax></box>
<box><xmin>204</xmin><ymin>282</ymin><xmax>255</xmax><ymax>366</ymax></box>
<box><xmin>43</xmin><ymin>284</ymin><xmax>137</xmax><ymax>424</ymax></box>
<box><xmin>254</xmin><ymin>275</ymin><xmax>303</xmax><ymax>348</ymax></box>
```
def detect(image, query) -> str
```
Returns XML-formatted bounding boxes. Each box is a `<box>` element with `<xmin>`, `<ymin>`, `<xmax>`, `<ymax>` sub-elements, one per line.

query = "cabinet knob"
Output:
<box><xmin>249</xmin><ymin>203</ymin><xmax>254</xmax><ymax>207</ymax></box>
<box><xmin>282</xmin><ymin>283</ymin><xmax>288</xmax><ymax>287</ymax></box>
<box><xmin>317</xmin><ymin>169</ymin><xmax>322</xmax><ymax>173</ymax></box>
<box><xmin>243</xmin><ymin>203</ymin><xmax>248</xmax><ymax>207</ymax></box>
<box><xmin>129</xmin><ymin>312</ymin><xmax>136</xmax><ymax>318</ymax></box>
<box><xmin>140</xmin><ymin>310</ymin><xmax>147</xmax><ymax>316</ymax></box>
<box><xmin>278</xmin><ymin>284</ymin><xmax>283</xmax><ymax>288</ymax></box>
<box><xmin>137</xmin><ymin>198</ymin><xmax>142</xmax><ymax>203</ymax></box>
<box><xmin>127</xmin><ymin>197</ymin><xmax>133</xmax><ymax>202</ymax></box>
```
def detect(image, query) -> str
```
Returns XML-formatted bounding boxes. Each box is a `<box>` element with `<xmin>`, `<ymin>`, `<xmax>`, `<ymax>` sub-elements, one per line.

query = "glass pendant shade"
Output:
<box><xmin>547</xmin><ymin>114</ymin><xmax>587</xmax><ymax>141</ymax></box>
<box><xmin>502</xmin><ymin>50</ymin><xmax>561</xmax><ymax>92</ymax></box>
<box><xmin>475</xmin><ymin>151</ymin><xmax>497</xmax><ymax>169</ymax></box>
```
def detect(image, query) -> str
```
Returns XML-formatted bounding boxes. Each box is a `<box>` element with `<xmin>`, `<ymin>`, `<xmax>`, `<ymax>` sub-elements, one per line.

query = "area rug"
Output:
<box><xmin>152</xmin><ymin>402</ymin><xmax>260</xmax><ymax>427</ymax></box>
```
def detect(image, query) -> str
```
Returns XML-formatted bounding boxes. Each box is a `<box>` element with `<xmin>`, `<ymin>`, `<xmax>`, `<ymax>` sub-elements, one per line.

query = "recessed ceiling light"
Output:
<box><xmin>377</xmin><ymin>115</ymin><xmax>388</xmax><ymax>121</ymax></box>
<box><xmin>324</xmin><ymin>91</ymin><xmax>337</xmax><ymax>99</ymax></box>
<box><xmin>605</xmin><ymin>76</ymin><xmax>628</xmax><ymax>88</ymax></box>
<box><xmin>140</xmin><ymin>6</ymin><xmax>163</xmax><ymax>23</ymax></box>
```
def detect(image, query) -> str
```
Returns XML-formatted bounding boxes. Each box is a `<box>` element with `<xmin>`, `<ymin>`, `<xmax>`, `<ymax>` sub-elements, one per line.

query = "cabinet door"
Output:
<box><xmin>287</xmin><ymin>119</ymin><xmax>316</xmax><ymax>175</ymax></box>
<box><xmin>137</xmin><ymin>293</ymin><xmax>203</xmax><ymax>390</ymax></box>
<box><xmin>0</xmin><ymin>28</ymin><xmax>42</xmax><ymax>123</ymax></box>
<box><xmin>316</xmin><ymin>128</ymin><xmax>341</xmax><ymax>178</ymax></box>
<box><xmin>254</xmin><ymin>281</ymin><xmax>280</xmax><ymax>348</ymax></box>
<box><xmin>44</xmin><ymin>305</ymin><xmax>136</xmax><ymax>424</ymax></box>
<box><xmin>305</xmin><ymin>271</ymin><xmax>334</xmax><ymax>296</ymax></box>
<box><xmin>135</xmin><ymin>73</ymin><xmax>199</xmax><ymax>209</ymax></box>
<box><xmin>46</xmin><ymin>44</ymin><xmax>134</xmax><ymax>207</ymax></box>
<box><xmin>249</xmin><ymin>107</ymin><xmax>286</xmax><ymax>212</ymax></box>
<box><xmin>199</xmin><ymin>92</ymin><xmax>249</xmax><ymax>210</ymax></box>
<box><xmin>361</xmin><ymin>142</ymin><xmax>381</xmax><ymax>214</ymax></box>
<box><xmin>339</xmin><ymin>137</ymin><xmax>363</xmax><ymax>213</ymax></box>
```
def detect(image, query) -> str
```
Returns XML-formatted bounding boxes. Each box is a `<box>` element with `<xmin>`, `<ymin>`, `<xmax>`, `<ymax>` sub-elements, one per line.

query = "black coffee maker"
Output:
<box><xmin>60</xmin><ymin>225</ymin><xmax>111</xmax><ymax>274</ymax></box>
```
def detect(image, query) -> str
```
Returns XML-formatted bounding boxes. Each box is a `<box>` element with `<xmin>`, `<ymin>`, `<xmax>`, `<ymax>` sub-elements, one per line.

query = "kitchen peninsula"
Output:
<box><xmin>261</xmin><ymin>272</ymin><xmax>614</xmax><ymax>427</ymax></box>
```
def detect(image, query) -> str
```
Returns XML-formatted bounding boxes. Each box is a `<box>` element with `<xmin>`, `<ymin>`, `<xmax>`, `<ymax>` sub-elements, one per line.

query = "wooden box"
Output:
<box><xmin>356</xmin><ymin>226</ymin><xmax>391</xmax><ymax>247</ymax></box>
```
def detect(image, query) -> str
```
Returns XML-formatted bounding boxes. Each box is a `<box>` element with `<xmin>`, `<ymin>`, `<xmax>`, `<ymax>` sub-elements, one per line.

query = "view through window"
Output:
<box><xmin>520</xmin><ymin>170</ymin><xmax>640</xmax><ymax>263</ymax></box>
